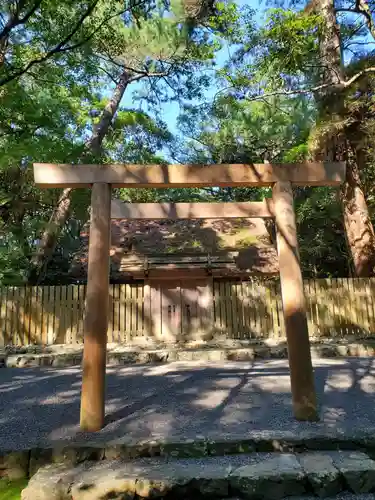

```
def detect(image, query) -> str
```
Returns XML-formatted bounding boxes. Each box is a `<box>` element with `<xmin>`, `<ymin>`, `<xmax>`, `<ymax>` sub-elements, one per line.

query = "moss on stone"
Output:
<box><xmin>0</xmin><ymin>479</ymin><xmax>28</xmax><ymax>500</ymax></box>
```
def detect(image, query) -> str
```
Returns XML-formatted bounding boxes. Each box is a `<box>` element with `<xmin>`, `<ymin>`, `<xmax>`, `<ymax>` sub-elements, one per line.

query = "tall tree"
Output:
<box><xmin>310</xmin><ymin>0</ymin><xmax>375</xmax><ymax>276</ymax></box>
<box><xmin>219</xmin><ymin>3</ymin><xmax>375</xmax><ymax>276</ymax></box>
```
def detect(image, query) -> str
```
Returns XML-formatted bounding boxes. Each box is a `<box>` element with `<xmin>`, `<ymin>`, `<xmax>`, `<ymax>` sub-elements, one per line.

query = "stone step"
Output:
<box><xmin>3</xmin><ymin>431</ymin><xmax>375</xmax><ymax>481</ymax></box>
<box><xmin>287</xmin><ymin>496</ymin><xmax>375</xmax><ymax>500</ymax></box>
<box><xmin>3</xmin><ymin>340</ymin><xmax>375</xmax><ymax>368</ymax></box>
<box><xmin>21</xmin><ymin>451</ymin><xmax>375</xmax><ymax>500</ymax></box>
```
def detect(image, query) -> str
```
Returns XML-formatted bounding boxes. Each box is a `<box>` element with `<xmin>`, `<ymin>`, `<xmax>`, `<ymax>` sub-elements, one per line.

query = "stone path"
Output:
<box><xmin>1</xmin><ymin>357</ymin><xmax>375</xmax><ymax>451</ymax></box>
<box><xmin>21</xmin><ymin>451</ymin><xmax>375</xmax><ymax>499</ymax></box>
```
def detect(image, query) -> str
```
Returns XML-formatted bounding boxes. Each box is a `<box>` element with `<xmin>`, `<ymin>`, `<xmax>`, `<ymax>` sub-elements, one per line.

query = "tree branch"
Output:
<box><xmin>336</xmin><ymin>0</ymin><xmax>375</xmax><ymax>40</ymax></box>
<box><xmin>0</xmin><ymin>0</ymin><xmax>150</xmax><ymax>87</ymax></box>
<box><xmin>244</xmin><ymin>66</ymin><xmax>375</xmax><ymax>101</ymax></box>
<box><xmin>0</xmin><ymin>0</ymin><xmax>100</xmax><ymax>86</ymax></box>
<box><xmin>17</xmin><ymin>0</ymin><xmax>42</xmax><ymax>24</ymax></box>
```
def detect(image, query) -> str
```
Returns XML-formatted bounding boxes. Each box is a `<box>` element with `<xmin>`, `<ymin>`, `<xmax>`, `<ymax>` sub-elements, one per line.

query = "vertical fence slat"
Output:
<box><xmin>357</xmin><ymin>278</ymin><xmax>366</xmax><ymax>334</ymax></box>
<box><xmin>219</xmin><ymin>281</ymin><xmax>225</xmax><ymax>334</ymax></box>
<box><xmin>334</xmin><ymin>277</ymin><xmax>341</xmax><ymax>336</ymax></box>
<box><xmin>245</xmin><ymin>281</ymin><xmax>252</xmax><ymax>337</ymax></box>
<box><xmin>116</xmin><ymin>284</ymin><xmax>121</xmax><ymax>342</ymax></box>
<box><xmin>350</xmin><ymin>279</ymin><xmax>358</xmax><ymax>334</ymax></box>
<box><xmin>224</xmin><ymin>281</ymin><xmax>231</xmax><ymax>337</ymax></box>
<box><xmin>108</xmin><ymin>285</ymin><xmax>113</xmax><ymax>343</ymax></box>
<box><xmin>230</xmin><ymin>282</ymin><xmax>237</xmax><ymax>339</ymax></box>
<box><xmin>60</xmin><ymin>285</ymin><xmax>67</xmax><ymax>343</ymax></box>
<box><xmin>0</xmin><ymin>287</ymin><xmax>6</xmax><ymax>345</ymax></box>
<box><xmin>54</xmin><ymin>286</ymin><xmax>62</xmax><ymax>343</ymax></box>
<box><xmin>8</xmin><ymin>287</ymin><xmax>15</xmax><ymax>345</ymax></box>
<box><xmin>119</xmin><ymin>284</ymin><xmax>125</xmax><ymax>342</ymax></box>
<box><xmin>78</xmin><ymin>285</ymin><xmax>85</xmax><ymax>342</ymax></box>
<box><xmin>342</xmin><ymin>277</ymin><xmax>349</xmax><ymax>336</ymax></box>
<box><xmin>47</xmin><ymin>286</ymin><xmax>54</xmax><ymax>344</ymax></box>
<box><xmin>367</xmin><ymin>278</ymin><xmax>375</xmax><ymax>334</ymax></box>
<box><xmin>132</xmin><ymin>284</ymin><xmax>136</xmax><ymax>335</ymax></box>
<box><xmin>14</xmin><ymin>287</ymin><xmax>21</xmax><ymax>345</ymax></box>
<box><xmin>240</xmin><ymin>282</ymin><xmax>246</xmax><ymax>335</ymax></box>
<box><xmin>24</xmin><ymin>286</ymin><xmax>30</xmax><ymax>345</ymax></box>
<box><xmin>125</xmin><ymin>284</ymin><xmax>131</xmax><ymax>338</ymax></box>
<box><xmin>43</xmin><ymin>286</ymin><xmax>48</xmax><ymax>344</ymax></box>
<box><xmin>68</xmin><ymin>285</ymin><xmax>74</xmax><ymax>344</ymax></box>
<box><xmin>71</xmin><ymin>285</ymin><xmax>78</xmax><ymax>345</ymax></box>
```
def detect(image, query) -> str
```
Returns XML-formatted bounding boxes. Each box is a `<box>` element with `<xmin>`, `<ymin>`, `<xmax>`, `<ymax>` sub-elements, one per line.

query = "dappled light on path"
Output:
<box><xmin>0</xmin><ymin>358</ymin><xmax>375</xmax><ymax>450</ymax></box>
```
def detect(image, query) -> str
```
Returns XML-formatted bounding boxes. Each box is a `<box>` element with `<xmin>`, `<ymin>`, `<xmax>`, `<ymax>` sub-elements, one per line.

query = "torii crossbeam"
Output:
<box><xmin>34</xmin><ymin>161</ymin><xmax>346</xmax><ymax>431</ymax></box>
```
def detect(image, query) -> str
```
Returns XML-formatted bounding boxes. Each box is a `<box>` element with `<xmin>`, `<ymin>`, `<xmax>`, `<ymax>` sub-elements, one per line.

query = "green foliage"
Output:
<box><xmin>253</xmin><ymin>9</ymin><xmax>322</xmax><ymax>87</ymax></box>
<box><xmin>0</xmin><ymin>478</ymin><xmax>28</xmax><ymax>499</ymax></box>
<box><xmin>295</xmin><ymin>187</ymin><xmax>350</xmax><ymax>277</ymax></box>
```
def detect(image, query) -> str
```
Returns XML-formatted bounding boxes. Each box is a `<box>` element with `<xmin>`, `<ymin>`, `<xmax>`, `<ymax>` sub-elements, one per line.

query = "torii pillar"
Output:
<box><xmin>33</xmin><ymin>161</ymin><xmax>345</xmax><ymax>430</ymax></box>
<box><xmin>80</xmin><ymin>183</ymin><xmax>111</xmax><ymax>431</ymax></box>
<box><xmin>273</xmin><ymin>181</ymin><xmax>317</xmax><ymax>420</ymax></box>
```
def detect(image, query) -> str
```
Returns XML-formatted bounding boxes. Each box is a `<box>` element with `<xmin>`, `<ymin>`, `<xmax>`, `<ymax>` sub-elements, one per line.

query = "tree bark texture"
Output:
<box><xmin>314</xmin><ymin>0</ymin><xmax>375</xmax><ymax>276</ymax></box>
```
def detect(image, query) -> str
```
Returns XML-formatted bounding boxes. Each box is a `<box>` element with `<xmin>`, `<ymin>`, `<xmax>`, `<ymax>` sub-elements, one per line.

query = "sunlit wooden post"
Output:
<box><xmin>80</xmin><ymin>182</ymin><xmax>111</xmax><ymax>431</ymax></box>
<box><xmin>273</xmin><ymin>181</ymin><xmax>318</xmax><ymax>421</ymax></box>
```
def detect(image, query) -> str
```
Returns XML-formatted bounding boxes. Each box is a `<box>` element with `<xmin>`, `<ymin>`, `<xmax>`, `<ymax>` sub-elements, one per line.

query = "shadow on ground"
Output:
<box><xmin>0</xmin><ymin>357</ymin><xmax>375</xmax><ymax>450</ymax></box>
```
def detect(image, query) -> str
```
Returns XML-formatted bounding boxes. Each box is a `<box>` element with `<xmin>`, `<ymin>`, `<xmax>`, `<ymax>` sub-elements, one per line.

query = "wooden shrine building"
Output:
<box><xmin>70</xmin><ymin>200</ymin><xmax>279</xmax><ymax>341</ymax></box>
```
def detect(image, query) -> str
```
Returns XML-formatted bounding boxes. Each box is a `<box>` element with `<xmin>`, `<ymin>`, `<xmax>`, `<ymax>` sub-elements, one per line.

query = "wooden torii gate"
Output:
<box><xmin>34</xmin><ymin>161</ymin><xmax>346</xmax><ymax>431</ymax></box>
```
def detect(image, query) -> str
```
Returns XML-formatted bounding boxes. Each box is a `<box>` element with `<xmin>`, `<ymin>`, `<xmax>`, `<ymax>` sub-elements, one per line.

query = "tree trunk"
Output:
<box><xmin>32</xmin><ymin>71</ymin><xmax>131</xmax><ymax>282</ymax></box>
<box><xmin>31</xmin><ymin>188</ymin><xmax>72</xmax><ymax>281</ymax></box>
<box><xmin>342</xmin><ymin>147</ymin><xmax>375</xmax><ymax>276</ymax></box>
<box><xmin>88</xmin><ymin>71</ymin><xmax>130</xmax><ymax>155</ymax></box>
<box><xmin>313</xmin><ymin>0</ymin><xmax>375</xmax><ymax>276</ymax></box>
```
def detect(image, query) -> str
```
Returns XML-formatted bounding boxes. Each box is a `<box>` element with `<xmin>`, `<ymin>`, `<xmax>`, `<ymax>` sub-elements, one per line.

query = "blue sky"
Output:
<box><xmin>122</xmin><ymin>0</ymin><xmax>265</xmax><ymax>138</ymax></box>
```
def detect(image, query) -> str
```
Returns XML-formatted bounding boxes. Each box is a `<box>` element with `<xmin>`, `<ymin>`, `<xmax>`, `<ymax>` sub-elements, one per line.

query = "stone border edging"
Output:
<box><xmin>2</xmin><ymin>340</ymin><xmax>375</xmax><ymax>368</ymax></box>
<box><xmin>3</xmin><ymin>431</ymin><xmax>375</xmax><ymax>480</ymax></box>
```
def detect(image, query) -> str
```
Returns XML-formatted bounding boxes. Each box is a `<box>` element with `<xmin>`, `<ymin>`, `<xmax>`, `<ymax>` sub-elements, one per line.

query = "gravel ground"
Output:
<box><xmin>1</xmin><ymin>357</ymin><xmax>375</xmax><ymax>450</ymax></box>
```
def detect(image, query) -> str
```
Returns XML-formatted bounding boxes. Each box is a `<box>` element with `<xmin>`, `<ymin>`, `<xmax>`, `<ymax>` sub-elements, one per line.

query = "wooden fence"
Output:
<box><xmin>1</xmin><ymin>278</ymin><xmax>375</xmax><ymax>345</ymax></box>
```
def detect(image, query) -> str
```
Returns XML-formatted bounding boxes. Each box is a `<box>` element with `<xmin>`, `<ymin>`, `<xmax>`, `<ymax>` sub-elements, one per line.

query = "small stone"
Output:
<box><xmin>71</xmin><ymin>478</ymin><xmax>136</xmax><ymax>500</ymax></box>
<box><xmin>107</xmin><ymin>354</ymin><xmax>123</xmax><ymax>365</ymax></box>
<box><xmin>5</xmin><ymin>355</ymin><xmax>22</xmax><ymax>367</ymax></box>
<box><xmin>21</xmin><ymin>463</ymin><xmax>74</xmax><ymax>500</ymax></box>
<box><xmin>207</xmin><ymin>439</ymin><xmax>255</xmax><ymax>457</ymax></box>
<box><xmin>231</xmin><ymin>453</ymin><xmax>306</xmax><ymax>499</ymax></box>
<box><xmin>52</xmin><ymin>446</ymin><xmax>104</xmax><ymax>466</ymax></box>
<box><xmin>52</xmin><ymin>355</ymin><xmax>77</xmax><ymax>367</ymax></box>
<box><xmin>39</xmin><ymin>355</ymin><xmax>53</xmax><ymax>367</ymax></box>
<box><xmin>161</xmin><ymin>440</ymin><xmax>207</xmax><ymax>458</ymax></box>
<box><xmin>195</xmin><ymin>477</ymin><xmax>229</xmax><ymax>497</ymax></box>
<box><xmin>29</xmin><ymin>448</ymin><xmax>53</xmax><ymax>476</ymax></box>
<box><xmin>298</xmin><ymin>452</ymin><xmax>342</xmax><ymax>497</ymax></box>
<box><xmin>254</xmin><ymin>347</ymin><xmax>269</xmax><ymax>359</ymax></box>
<box><xmin>0</xmin><ymin>451</ymin><xmax>30</xmax><ymax>480</ymax></box>
<box><xmin>135</xmin><ymin>478</ymin><xmax>173</xmax><ymax>498</ymax></box>
<box><xmin>337</xmin><ymin>345</ymin><xmax>349</xmax><ymax>356</ymax></box>
<box><xmin>331</xmin><ymin>451</ymin><xmax>375</xmax><ymax>493</ymax></box>
<box><xmin>207</xmin><ymin>350</ymin><xmax>224</xmax><ymax>362</ymax></box>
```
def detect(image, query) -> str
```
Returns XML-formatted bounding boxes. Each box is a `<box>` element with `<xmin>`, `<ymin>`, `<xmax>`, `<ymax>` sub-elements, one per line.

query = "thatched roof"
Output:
<box><xmin>71</xmin><ymin>213</ymin><xmax>279</xmax><ymax>281</ymax></box>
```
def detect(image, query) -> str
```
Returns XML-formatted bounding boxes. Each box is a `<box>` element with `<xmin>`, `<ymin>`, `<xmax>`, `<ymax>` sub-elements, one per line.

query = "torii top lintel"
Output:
<box><xmin>33</xmin><ymin>161</ymin><xmax>346</xmax><ymax>188</ymax></box>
